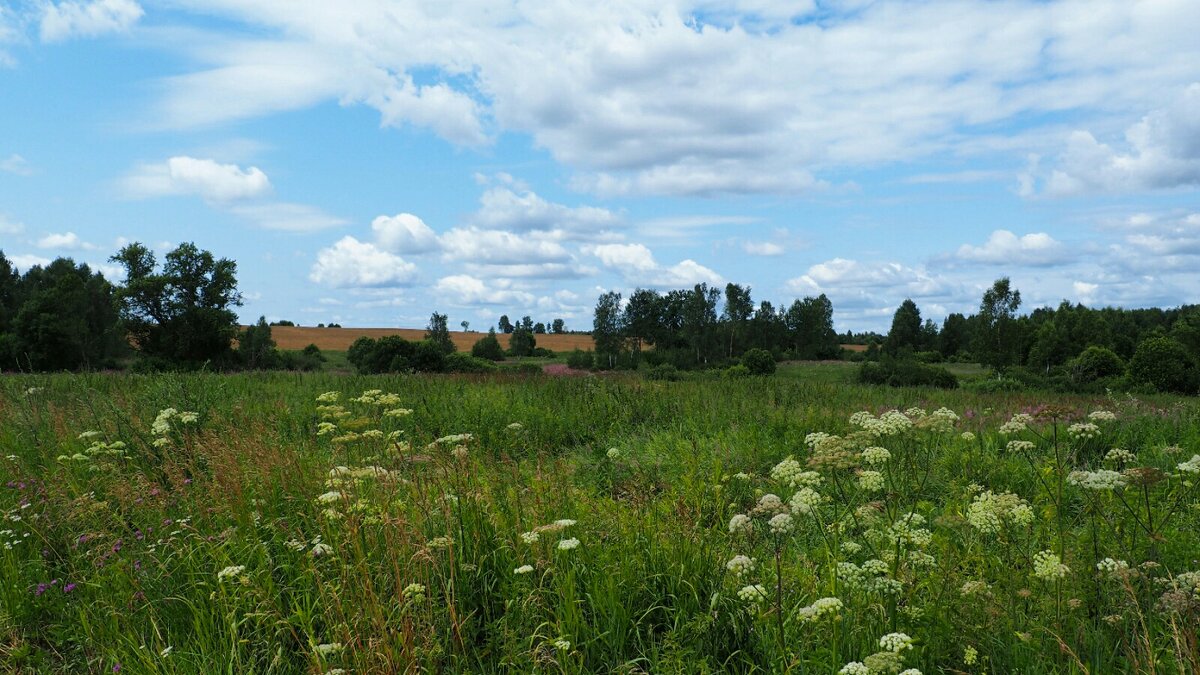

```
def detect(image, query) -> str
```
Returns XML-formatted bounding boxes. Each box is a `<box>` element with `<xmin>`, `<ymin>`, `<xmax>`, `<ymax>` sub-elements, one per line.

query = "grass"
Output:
<box><xmin>1</xmin><ymin>372</ymin><xmax>1198</xmax><ymax>673</ymax></box>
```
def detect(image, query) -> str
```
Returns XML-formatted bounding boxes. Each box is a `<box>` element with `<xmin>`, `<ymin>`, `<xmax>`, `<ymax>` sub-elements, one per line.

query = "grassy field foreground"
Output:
<box><xmin>1</xmin><ymin>373</ymin><xmax>1198</xmax><ymax>673</ymax></box>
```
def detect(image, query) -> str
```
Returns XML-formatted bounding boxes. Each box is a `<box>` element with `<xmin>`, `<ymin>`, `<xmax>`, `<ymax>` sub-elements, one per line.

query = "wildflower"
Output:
<box><xmin>900</xmin><ymin>670</ymin><xmax>923</xmax><ymax>675</ymax></box>
<box><xmin>178</xmin><ymin>411</ymin><xmax>198</xmax><ymax>424</ymax></box>
<box><xmin>857</xmin><ymin>470</ymin><xmax>885</xmax><ymax>493</ymax></box>
<box><xmin>752</xmin><ymin>493</ymin><xmax>788</xmax><ymax>516</ymax></box>
<box><xmin>514</xmin><ymin>565</ymin><xmax>534</xmax><ymax>575</ymax></box>
<box><xmin>960</xmin><ymin>431</ymin><xmax>976</xmax><ymax>442</ymax></box>
<box><xmin>1096</xmin><ymin>558</ymin><xmax>1129</xmax><ymax>576</ymax></box>
<box><xmin>864</xmin><ymin>652</ymin><xmax>904</xmax><ymax>673</ymax></box>
<box><xmin>861</xmin><ymin>446</ymin><xmax>891</xmax><ymax>466</ymax></box>
<box><xmin>725</xmin><ymin>555</ymin><xmax>756</xmax><ymax>577</ymax></box>
<box><xmin>428</xmin><ymin>433</ymin><xmax>472</xmax><ymax>447</ymax></box>
<box><xmin>796</xmin><ymin>596</ymin><xmax>843</xmax><ymax>622</ymax></box>
<box><xmin>768</xmin><ymin>512</ymin><xmax>795</xmax><ymax>534</ymax></box>
<box><xmin>839</xmin><ymin>662</ymin><xmax>869</xmax><ymax>675</ymax></box>
<box><xmin>606</xmin><ymin>448</ymin><xmax>620</xmax><ymax>459</ymax></box>
<box><xmin>1068</xmin><ymin>422</ymin><xmax>1100</xmax><ymax>440</ymax></box>
<box><xmin>63</xmin><ymin>583</ymin><xmax>77</xmax><ymax>593</ymax></box>
<box><xmin>316</xmin><ymin>491</ymin><xmax>342</xmax><ymax>504</ymax></box>
<box><xmin>963</xmin><ymin>645</ymin><xmax>978</xmax><ymax>665</ymax></box>
<box><xmin>841</xmin><ymin>541</ymin><xmax>862</xmax><ymax>555</ymax></box>
<box><xmin>553</xmin><ymin>639</ymin><xmax>571</xmax><ymax>651</ymax></box>
<box><xmin>1067</xmin><ymin>469</ymin><xmax>1126</xmax><ymax>491</ymax></box>
<box><xmin>1033</xmin><ymin>550</ymin><xmax>1070</xmax><ymax>581</ymax></box>
<box><xmin>384</xmin><ymin>408</ymin><xmax>413</xmax><ymax>418</ymax></box>
<box><xmin>1088</xmin><ymin>409</ymin><xmax>1116</xmax><ymax>422</ymax></box>
<box><xmin>451</xmin><ymin>446</ymin><xmax>468</xmax><ymax>460</ymax></box>
<box><xmin>737</xmin><ymin>584</ymin><xmax>768</xmax><ymax>603</ymax></box>
<box><xmin>506</xmin><ymin>422</ymin><xmax>523</xmax><ymax>430</ymax></box>
<box><xmin>805</xmin><ymin>431</ymin><xmax>833</xmax><ymax>448</ymax></box>
<box><xmin>402</xmin><ymin>583</ymin><xmax>426</xmax><ymax>603</ymax></box>
<box><xmin>960</xmin><ymin>580</ymin><xmax>989</xmax><ymax>596</ymax></box>
<box><xmin>314</xmin><ymin>643</ymin><xmax>343</xmax><ymax>656</ymax></box>
<box><xmin>310</xmin><ymin>542</ymin><xmax>333</xmax><ymax>557</ymax></box>
<box><xmin>557</xmin><ymin>538</ymin><xmax>580</xmax><ymax>551</ymax></box>
<box><xmin>217</xmin><ymin>565</ymin><xmax>245</xmax><ymax>582</ymax></box>
<box><xmin>966</xmin><ymin>490</ymin><xmax>1033</xmax><ymax>534</ymax></box>
<box><xmin>1176</xmin><ymin>455</ymin><xmax>1200</xmax><ymax>474</ymax></box>
<box><xmin>728</xmin><ymin>514</ymin><xmax>753</xmax><ymax>534</ymax></box>
<box><xmin>427</xmin><ymin>536</ymin><xmax>453</xmax><ymax>549</ymax></box>
<box><xmin>553</xmin><ymin>519</ymin><xmax>577</xmax><ymax>529</ymax></box>
<box><xmin>1006</xmin><ymin>440</ymin><xmax>1035</xmax><ymax>453</ymax></box>
<box><xmin>78</xmin><ymin>431</ymin><xmax>102</xmax><ymax>440</ymax></box>
<box><xmin>879</xmin><ymin>632</ymin><xmax>914</xmax><ymax>652</ymax></box>
<box><xmin>1104</xmin><ymin>447</ymin><xmax>1137</xmax><ymax>465</ymax></box>
<box><xmin>520</xmin><ymin>531</ymin><xmax>540</xmax><ymax>544</ymax></box>
<box><xmin>316</xmin><ymin>391</ymin><xmax>340</xmax><ymax>403</ymax></box>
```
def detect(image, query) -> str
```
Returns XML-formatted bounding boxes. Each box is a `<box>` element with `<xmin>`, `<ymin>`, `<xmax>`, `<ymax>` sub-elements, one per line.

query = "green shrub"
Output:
<box><xmin>741</xmin><ymin>348</ymin><xmax>776</xmax><ymax>375</ymax></box>
<box><xmin>858</xmin><ymin>360</ymin><xmax>958</xmax><ymax>389</ymax></box>
<box><xmin>445</xmin><ymin>352</ymin><xmax>498</xmax><ymax>373</ymax></box>
<box><xmin>567</xmin><ymin>349</ymin><xmax>595</xmax><ymax>370</ymax></box>
<box><xmin>1129</xmin><ymin>336</ymin><xmax>1198</xmax><ymax>394</ymax></box>
<box><xmin>1069</xmin><ymin>345</ymin><xmax>1125</xmax><ymax>383</ymax></box>
<box><xmin>723</xmin><ymin>364</ymin><xmax>751</xmax><ymax>378</ymax></box>
<box><xmin>913</xmin><ymin>350</ymin><xmax>944</xmax><ymax>364</ymax></box>
<box><xmin>471</xmin><ymin>329</ymin><xmax>506</xmax><ymax>361</ymax></box>
<box><xmin>963</xmin><ymin>376</ymin><xmax>1023</xmax><ymax>394</ymax></box>
<box><xmin>645</xmin><ymin>363</ymin><xmax>680</xmax><ymax>381</ymax></box>
<box><xmin>531</xmin><ymin>347</ymin><xmax>555</xmax><ymax>358</ymax></box>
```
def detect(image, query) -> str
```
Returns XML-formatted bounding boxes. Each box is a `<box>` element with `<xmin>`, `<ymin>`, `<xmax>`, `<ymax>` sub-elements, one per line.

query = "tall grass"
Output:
<box><xmin>1</xmin><ymin>372</ymin><xmax>1197</xmax><ymax>673</ymax></box>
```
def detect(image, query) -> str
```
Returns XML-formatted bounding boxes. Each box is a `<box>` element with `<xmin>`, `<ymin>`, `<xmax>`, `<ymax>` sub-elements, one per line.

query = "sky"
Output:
<box><xmin>1</xmin><ymin>0</ymin><xmax>1199</xmax><ymax>333</ymax></box>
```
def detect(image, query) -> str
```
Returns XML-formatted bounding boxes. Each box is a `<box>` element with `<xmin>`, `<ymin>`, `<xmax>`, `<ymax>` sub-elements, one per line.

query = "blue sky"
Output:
<box><xmin>2</xmin><ymin>0</ymin><xmax>1199</xmax><ymax>332</ymax></box>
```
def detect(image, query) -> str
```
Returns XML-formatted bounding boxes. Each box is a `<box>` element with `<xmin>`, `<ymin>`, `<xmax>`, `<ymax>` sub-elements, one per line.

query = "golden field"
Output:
<box><xmin>268</xmin><ymin>325</ymin><xmax>596</xmax><ymax>352</ymax></box>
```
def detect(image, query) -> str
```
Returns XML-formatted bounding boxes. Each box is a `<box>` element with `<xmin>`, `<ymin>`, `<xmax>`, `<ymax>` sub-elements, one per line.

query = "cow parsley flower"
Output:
<box><xmin>857</xmin><ymin>470</ymin><xmax>885</xmax><ymax>493</ymax></box>
<box><xmin>796</xmin><ymin>596</ymin><xmax>843</xmax><ymax>622</ymax></box>
<box><xmin>553</xmin><ymin>639</ymin><xmax>571</xmax><ymax>651</ymax></box>
<box><xmin>879</xmin><ymin>632</ymin><xmax>914</xmax><ymax>652</ymax></box>
<box><xmin>402</xmin><ymin>583</ymin><xmax>426</xmax><ymax>602</ymax></box>
<box><xmin>967</xmin><ymin>490</ymin><xmax>1033</xmax><ymax>534</ymax></box>
<box><xmin>752</xmin><ymin>493</ymin><xmax>788</xmax><ymax>516</ymax></box>
<box><xmin>217</xmin><ymin>565</ymin><xmax>245</xmax><ymax>582</ymax></box>
<box><xmin>1067</xmin><ymin>469</ymin><xmax>1126</xmax><ymax>490</ymax></box>
<box><xmin>963</xmin><ymin>645</ymin><xmax>978</xmax><ymax>665</ymax></box>
<box><xmin>839</xmin><ymin>662</ymin><xmax>869</xmax><ymax>675</ymax></box>
<box><xmin>557</xmin><ymin>538</ymin><xmax>580</xmax><ymax>551</ymax></box>
<box><xmin>726</xmin><ymin>555</ymin><xmax>756</xmax><ymax>577</ymax></box>
<box><xmin>606</xmin><ymin>448</ymin><xmax>620</xmax><ymax>459</ymax></box>
<box><xmin>316</xmin><ymin>491</ymin><xmax>342</xmax><ymax>504</ymax></box>
<box><xmin>316</xmin><ymin>391</ymin><xmax>340</xmax><ymax>403</ymax></box>
<box><xmin>1088</xmin><ymin>409</ymin><xmax>1116</xmax><ymax>422</ymax></box>
<box><xmin>1177</xmin><ymin>455</ymin><xmax>1200</xmax><ymax>474</ymax></box>
<box><xmin>514</xmin><ymin>565</ymin><xmax>534</xmax><ymax>575</ymax></box>
<box><xmin>861</xmin><ymin>446</ymin><xmax>891</xmax><ymax>466</ymax></box>
<box><xmin>310</xmin><ymin>542</ymin><xmax>333</xmax><ymax>557</ymax></box>
<box><xmin>1006</xmin><ymin>440</ymin><xmax>1035</xmax><ymax>453</ymax></box>
<box><xmin>506</xmin><ymin>422</ymin><xmax>523</xmax><ymax>430</ymax></box>
<box><xmin>314</xmin><ymin>643</ymin><xmax>343</xmax><ymax>656</ymax></box>
<box><xmin>1096</xmin><ymin>558</ymin><xmax>1129</xmax><ymax>576</ymax></box>
<box><xmin>789</xmin><ymin>488</ymin><xmax>822</xmax><ymax>515</ymax></box>
<box><xmin>768</xmin><ymin>513</ymin><xmax>795</xmax><ymax>534</ymax></box>
<box><xmin>729</xmin><ymin>514</ymin><xmax>753</xmax><ymax>534</ymax></box>
<box><xmin>960</xmin><ymin>431</ymin><xmax>976</xmax><ymax>442</ymax></box>
<box><xmin>520</xmin><ymin>531</ymin><xmax>540</xmax><ymax>544</ymax></box>
<box><xmin>1104</xmin><ymin>447</ymin><xmax>1137</xmax><ymax>465</ymax></box>
<box><xmin>1033</xmin><ymin>550</ymin><xmax>1070</xmax><ymax>581</ymax></box>
<box><xmin>1068</xmin><ymin>422</ymin><xmax>1100</xmax><ymax>440</ymax></box>
<box><xmin>738</xmin><ymin>584</ymin><xmax>768</xmax><ymax>603</ymax></box>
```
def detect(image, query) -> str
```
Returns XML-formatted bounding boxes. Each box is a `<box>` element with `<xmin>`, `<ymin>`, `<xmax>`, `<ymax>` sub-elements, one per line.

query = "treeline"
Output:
<box><xmin>344</xmin><ymin>313</ymin><xmax>552</xmax><ymax>375</ymax></box>
<box><xmin>0</xmin><ymin>245</ymin><xmax>322</xmax><ymax>372</ymax></box>
<box><xmin>585</xmin><ymin>283</ymin><xmax>841</xmax><ymax>370</ymax></box>
<box><xmin>875</xmin><ymin>278</ymin><xmax>1200</xmax><ymax>393</ymax></box>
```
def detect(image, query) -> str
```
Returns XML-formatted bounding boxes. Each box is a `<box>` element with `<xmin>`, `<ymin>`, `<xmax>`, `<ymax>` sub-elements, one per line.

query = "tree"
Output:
<box><xmin>471</xmin><ymin>328</ymin><xmax>505</xmax><ymax>361</ymax></box>
<box><xmin>939</xmin><ymin>313</ymin><xmax>969</xmax><ymax>358</ymax></box>
<box><xmin>884</xmin><ymin>299</ymin><xmax>922</xmax><ymax>356</ymax></box>
<box><xmin>110</xmin><ymin>242</ymin><xmax>242</xmax><ymax>365</ymax></box>
<box><xmin>1129</xmin><ymin>336</ymin><xmax>1197</xmax><ymax>394</ymax></box>
<box><xmin>533</xmin><ymin>322</ymin><xmax>546</xmax><ymax>334</ymax></box>
<box><xmin>508</xmin><ymin>323</ymin><xmax>537</xmax><ymax>357</ymax></box>
<box><xmin>11</xmin><ymin>258</ymin><xmax>123</xmax><ymax>370</ymax></box>
<box><xmin>460</xmin><ymin>320</ymin><xmax>470</xmax><ymax>332</ymax></box>
<box><xmin>622</xmin><ymin>288</ymin><xmax>662</xmax><ymax>352</ymax></box>
<box><xmin>722</xmin><ymin>282</ymin><xmax>754</xmax><ymax>357</ymax></box>
<box><xmin>789</xmin><ymin>294</ymin><xmax>839</xmax><ymax>360</ymax></box>
<box><xmin>498</xmin><ymin>315</ymin><xmax>514</xmax><ymax>334</ymax></box>
<box><xmin>551</xmin><ymin>318</ymin><xmax>565</xmax><ymax>334</ymax></box>
<box><xmin>425</xmin><ymin>312</ymin><xmax>455</xmax><ymax>354</ymax></box>
<box><xmin>593</xmin><ymin>291</ymin><xmax>624</xmax><ymax>367</ymax></box>
<box><xmin>976</xmin><ymin>277</ymin><xmax>1022</xmax><ymax>370</ymax></box>
<box><xmin>238</xmin><ymin>316</ymin><xmax>278</xmax><ymax>370</ymax></box>
<box><xmin>681</xmin><ymin>283</ymin><xmax>721</xmax><ymax>364</ymax></box>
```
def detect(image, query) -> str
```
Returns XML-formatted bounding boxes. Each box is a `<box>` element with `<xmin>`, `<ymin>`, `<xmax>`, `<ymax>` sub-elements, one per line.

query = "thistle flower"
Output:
<box><xmin>1033</xmin><ymin>550</ymin><xmax>1070</xmax><ymax>581</ymax></box>
<box><xmin>879</xmin><ymin>632</ymin><xmax>914</xmax><ymax>652</ymax></box>
<box><xmin>725</xmin><ymin>555</ymin><xmax>756</xmax><ymax>577</ymax></box>
<box><xmin>737</xmin><ymin>584</ymin><xmax>768</xmax><ymax>603</ymax></box>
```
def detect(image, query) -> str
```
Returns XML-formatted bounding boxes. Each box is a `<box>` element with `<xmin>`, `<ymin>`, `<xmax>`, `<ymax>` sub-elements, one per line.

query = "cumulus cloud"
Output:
<box><xmin>123</xmin><ymin>156</ymin><xmax>271</xmax><ymax>202</ymax></box>
<box><xmin>135</xmin><ymin>1</ymin><xmax>1200</xmax><ymax>196</ymax></box>
<box><xmin>40</xmin><ymin>0</ymin><xmax>143</xmax><ymax>42</ymax></box>
<box><xmin>440</xmin><ymin>228</ymin><xmax>571</xmax><ymax>265</ymax></box>
<box><xmin>1</xmin><ymin>153</ymin><xmax>31</xmax><ymax>175</ymax></box>
<box><xmin>472</xmin><ymin>185</ymin><xmax>622</xmax><ymax>239</ymax></box>
<box><xmin>954</xmin><ymin>230</ymin><xmax>1067</xmax><ymax>266</ymax></box>
<box><xmin>9</xmin><ymin>254</ymin><xmax>51</xmax><ymax>271</ymax></box>
<box><xmin>434</xmin><ymin>274</ymin><xmax>535</xmax><ymax>306</ymax></box>
<box><xmin>372</xmin><ymin>213</ymin><xmax>440</xmax><ymax>253</ymax></box>
<box><xmin>743</xmin><ymin>241</ymin><xmax>784</xmax><ymax>256</ymax></box>
<box><xmin>36</xmin><ymin>231</ymin><xmax>97</xmax><ymax>250</ymax></box>
<box><xmin>584</xmin><ymin>242</ymin><xmax>722</xmax><ymax>287</ymax></box>
<box><xmin>1037</xmin><ymin>84</ymin><xmax>1200</xmax><ymax>195</ymax></box>
<box><xmin>0</xmin><ymin>214</ymin><xmax>23</xmax><ymax>234</ymax></box>
<box><xmin>584</xmin><ymin>243</ymin><xmax>657</xmax><ymax>273</ymax></box>
<box><xmin>309</xmin><ymin>236</ymin><xmax>416</xmax><ymax>288</ymax></box>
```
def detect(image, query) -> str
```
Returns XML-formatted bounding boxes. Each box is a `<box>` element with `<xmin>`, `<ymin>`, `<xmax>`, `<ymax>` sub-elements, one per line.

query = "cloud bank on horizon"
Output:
<box><xmin>1</xmin><ymin>0</ymin><xmax>1199</xmax><ymax>331</ymax></box>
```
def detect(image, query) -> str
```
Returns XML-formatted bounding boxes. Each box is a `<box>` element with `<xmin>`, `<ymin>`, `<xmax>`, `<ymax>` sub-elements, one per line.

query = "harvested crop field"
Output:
<box><xmin>268</xmin><ymin>326</ymin><xmax>595</xmax><ymax>352</ymax></box>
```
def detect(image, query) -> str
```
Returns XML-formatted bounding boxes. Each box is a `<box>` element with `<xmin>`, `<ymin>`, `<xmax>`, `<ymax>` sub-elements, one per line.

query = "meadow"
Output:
<box><xmin>1</xmin><ymin>372</ymin><xmax>1198</xmax><ymax>673</ymax></box>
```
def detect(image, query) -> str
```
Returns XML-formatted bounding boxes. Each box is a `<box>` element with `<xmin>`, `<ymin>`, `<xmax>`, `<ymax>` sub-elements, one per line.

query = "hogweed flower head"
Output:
<box><xmin>737</xmin><ymin>584</ymin><xmax>768</xmax><ymax>603</ymax></box>
<box><xmin>1067</xmin><ymin>469</ymin><xmax>1126</xmax><ymax>491</ymax></box>
<box><xmin>861</xmin><ymin>446</ymin><xmax>891</xmax><ymax>466</ymax></box>
<box><xmin>728</xmin><ymin>514</ymin><xmax>753</xmax><ymax>534</ymax></box>
<box><xmin>768</xmin><ymin>512</ymin><xmax>795</xmax><ymax>534</ymax></box>
<box><xmin>839</xmin><ymin>662</ymin><xmax>869</xmax><ymax>675</ymax></box>
<box><xmin>1033</xmin><ymin>550</ymin><xmax>1070</xmax><ymax>581</ymax></box>
<box><xmin>557</xmin><ymin>537</ymin><xmax>580</xmax><ymax>551</ymax></box>
<box><xmin>879</xmin><ymin>632</ymin><xmax>914</xmax><ymax>652</ymax></box>
<box><xmin>796</xmin><ymin>596</ymin><xmax>843</xmax><ymax>622</ymax></box>
<box><xmin>726</xmin><ymin>555</ymin><xmax>756</xmax><ymax>576</ymax></box>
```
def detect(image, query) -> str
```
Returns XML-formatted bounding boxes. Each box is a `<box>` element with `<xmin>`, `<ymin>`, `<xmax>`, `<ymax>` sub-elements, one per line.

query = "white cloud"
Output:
<box><xmin>40</xmin><ymin>0</ymin><xmax>143</xmax><ymax>42</ymax></box>
<box><xmin>1</xmin><ymin>153</ymin><xmax>31</xmax><ymax>175</ymax></box>
<box><xmin>0</xmin><ymin>214</ymin><xmax>23</xmax><ymax>235</ymax></box>
<box><xmin>743</xmin><ymin>241</ymin><xmax>784</xmax><ymax>256</ymax></box>
<box><xmin>434</xmin><ymin>274</ymin><xmax>535</xmax><ymax>306</ymax></box>
<box><xmin>124</xmin><ymin>156</ymin><xmax>272</xmax><ymax>202</ymax></box>
<box><xmin>372</xmin><ymin>213</ymin><xmax>440</xmax><ymax>253</ymax></box>
<box><xmin>440</xmin><ymin>228</ymin><xmax>571</xmax><ymax>265</ymax></box>
<box><xmin>954</xmin><ymin>230</ymin><xmax>1067</xmax><ymax>266</ymax></box>
<box><xmin>472</xmin><ymin>185</ymin><xmax>622</xmax><ymax>238</ymax></box>
<box><xmin>309</xmin><ymin>236</ymin><xmax>416</xmax><ymax>288</ymax></box>
<box><xmin>1039</xmin><ymin>83</ymin><xmax>1200</xmax><ymax>195</ymax></box>
<box><xmin>585</xmin><ymin>242</ymin><xmax>723</xmax><ymax>287</ymax></box>
<box><xmin>9</xmin><ymin>254</ymin><xmax>51</xmax><ymax>271</ymax></box>
<box><xmin>36</xmin><ymin>231</ymin><xmax>97</xmax><ymax>250</ymax></box>
<box><xmin>584</xmin><ymin>243</ymin><xmax>657</xmax><ymax>273</ymax></box>
<box><xmin>660</xmin><ymin>259</ymin><xmax>723</xmax><ymax>287</ymax></box>
<box><xmin>137</xmin><ymin>1</ymin><xmax>1200</xmax><ymax>195</ymax></box>
<box><xmin>227</xmin><ymin>202</ymin><xmax>347</xmax><ymax>232</ymax></box>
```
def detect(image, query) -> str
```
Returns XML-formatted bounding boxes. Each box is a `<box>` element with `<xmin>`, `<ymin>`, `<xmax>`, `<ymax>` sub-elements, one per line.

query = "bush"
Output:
<box><xmin>645</xmin><ymin>363</ymin><xmax>680</xmax><ymax>381</ymax></box>
<box><xmin>445</xmin><ymin>352</ymin><xmax>498</xmax><ymax>373</ymax></box>
<box><xmin>278</xmin><ymin>344</ymin><xmax>325</xmax><ymax>372</ymax></box>
<box><xmin>913</xmin><ymin>350</ymin><xmax>944</xmax><ymax>364</ymax></box>
<box><xmin>500</xmin><ymin>362</ymin><xmax>544</xmax><ymax>376</ymax></box>
<box><xmin>566</xmin><ymin>349</ymin><xmax>594</xmax><ymax>370</ymax></box>
<box><xmin>471</xmin><ymin>329</ymin><xmax>505</xmax><ymax>361</ymax></box>
<box><xmin>1129</xmin><ymin>336</ymin><xmax>1198</xmax><ymax>394</ymax></box>
<box><xmin>412</xmin><ymin>340</ymin><xmax>447</xmax><ymax>373</ymax></box>
<box><xmin>858</xmin><ymin>360</ymin><xmax>958</xmax><ymax>389</ymax></box>
<box><xmin>963</xmin><ymin>376</ymin><xmax>1024</xmax><ymax>394</ymax></box>
<box><xmin>508</xmin><ymin>328</ymin><xmax>536</xmax><ymax>357</ymax></box>
<box><xmin>1069</xmin><ymin>345</ymin><xmax>1125</xmax><ymax>383</ymax></box>
<box><xmin>531</xmin><ymin>347</ymin><xmax>555</xmax><ymax>358</ymax></box>
<box><xmin>740</xmin><ymin>348</ymin><xmax>776</xmax><ymax>375</ymax></box>
<box><xmin>723</xmin><ymin>364</ymin><xmax>751</xmax><ymax>378</ymax></box>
